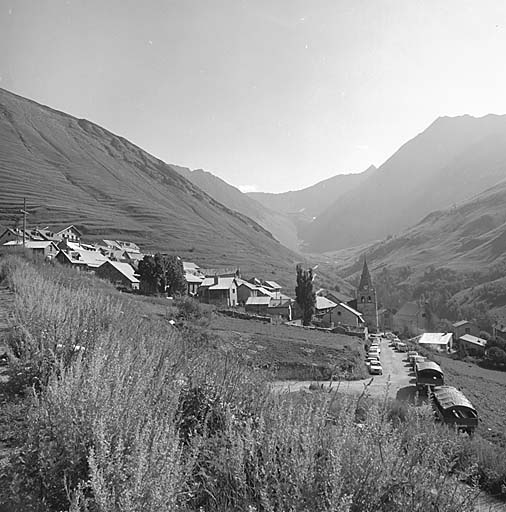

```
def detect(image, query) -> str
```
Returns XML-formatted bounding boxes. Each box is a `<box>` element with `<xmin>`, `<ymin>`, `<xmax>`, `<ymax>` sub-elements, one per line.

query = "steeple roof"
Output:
<box><xmin>358</xmin><ymin>258</ymin><xmax>374</xmax><ymax>290</ymax></box>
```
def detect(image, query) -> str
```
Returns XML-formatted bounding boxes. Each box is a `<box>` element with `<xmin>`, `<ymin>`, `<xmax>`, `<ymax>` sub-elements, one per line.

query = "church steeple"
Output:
<box><xmin>358</xmin><ymin>257</ymin><xmax>373</xmax><ymax>291</ymax></box>
<box><xmin>356</xmin><ymin>256</ymin><xmax>379</xmax><ymax>330</ymax></box>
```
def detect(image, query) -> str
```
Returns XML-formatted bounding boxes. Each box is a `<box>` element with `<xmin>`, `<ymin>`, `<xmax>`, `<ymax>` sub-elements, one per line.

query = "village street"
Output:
<box><xmin>272</xmin><ymin>336</ymin><xmax>415</xmax><ymax>399</ymax></box>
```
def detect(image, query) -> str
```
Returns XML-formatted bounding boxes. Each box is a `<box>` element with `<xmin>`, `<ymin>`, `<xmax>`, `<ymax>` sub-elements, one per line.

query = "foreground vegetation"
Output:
<box><xmin>1</xmin><ymin>256</ymin><xmax>506</xmax><ymax>511</ymax></box>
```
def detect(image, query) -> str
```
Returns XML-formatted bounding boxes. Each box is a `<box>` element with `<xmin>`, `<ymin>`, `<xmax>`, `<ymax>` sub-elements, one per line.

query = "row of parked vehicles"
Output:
<box><xmin>365</xmin><ymin>333</ymin><xmax>479</xmax><ymax>434</ymax></box>
<box><xmin>406</xmin><ymin>348</ymin><xmax>478</xmax><ymax>434</ymax></box>
<box><xmin>366</xmin><ymin>335</ymin><xmax>383</xmax><ymax>375</ymax></box>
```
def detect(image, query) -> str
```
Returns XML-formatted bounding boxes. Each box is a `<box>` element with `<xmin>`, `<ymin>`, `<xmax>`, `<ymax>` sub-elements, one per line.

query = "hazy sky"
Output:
<box><xmin>2</xmin><ymin>1</ymin><xmax>506</xmax><ymax>193</ymax></box>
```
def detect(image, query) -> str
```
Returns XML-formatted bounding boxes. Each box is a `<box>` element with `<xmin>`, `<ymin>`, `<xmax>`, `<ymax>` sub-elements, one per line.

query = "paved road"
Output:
<box><xmin>273</xmin><ymin>336</ymin><xmax>415</xmax><ymax>400</ymax></box>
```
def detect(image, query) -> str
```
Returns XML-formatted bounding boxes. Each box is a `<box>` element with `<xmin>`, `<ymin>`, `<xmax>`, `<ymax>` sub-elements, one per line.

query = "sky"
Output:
<box><xmin>2</xmin><ymin>1</ymin><xmax>506</xmax><ymax>193</ymax></box>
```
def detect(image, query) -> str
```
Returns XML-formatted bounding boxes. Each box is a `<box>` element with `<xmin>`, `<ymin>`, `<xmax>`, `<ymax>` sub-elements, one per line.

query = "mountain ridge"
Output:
<box><xmin>0</xmin><ymin>87</ymin><xmax>301</xmax><ymax>286</ymax></box>
<box><xmin>302</xmin><ymin>113</ymin><xmax>506</xmax><ymax>252</ymax></box>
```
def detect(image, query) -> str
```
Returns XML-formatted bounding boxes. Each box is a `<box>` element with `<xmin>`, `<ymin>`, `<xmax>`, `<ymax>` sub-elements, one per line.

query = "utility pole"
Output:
<box><xmin>20</xmin><ymin>198</ymin><xmax>28</xmax><ymax>248</ymax></box>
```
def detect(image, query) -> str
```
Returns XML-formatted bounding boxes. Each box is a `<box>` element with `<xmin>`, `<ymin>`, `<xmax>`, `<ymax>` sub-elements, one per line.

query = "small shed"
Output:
<box><xmin>458</xmin><ymin>334</ymin><xmax>487</xmax><ymax>356</ymax></box>
<box><xmin>418</xmin><ymin>332</ymin><xmax>453</xmax><ymax>352</ymax></box>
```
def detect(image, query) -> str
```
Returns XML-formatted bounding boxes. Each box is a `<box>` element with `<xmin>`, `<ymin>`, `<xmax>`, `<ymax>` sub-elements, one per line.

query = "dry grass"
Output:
<box><xmin>0</xmin><ymin>256</ymin><xmax>501</xmax><ymax>511</ymax></box>
<box><xmin>208</xmin><ymin>314</ymin><xmax>368</xmax><ymax>380</ymax></box>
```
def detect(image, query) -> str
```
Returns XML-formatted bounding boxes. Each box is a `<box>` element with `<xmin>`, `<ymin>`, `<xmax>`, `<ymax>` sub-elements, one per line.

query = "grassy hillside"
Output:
<box><xmin>174</xmin><ymin>167</ymin><xmax>301</xmax><ymax>251</ymax></box>
<box><xmin>0</xmin><ymin>87</ymin><xmax>301</xmax><ymax>286</ymax></box>
<box><xmin>304</xmin><ymin>115</ymin><xmax>506</xmax><ymax>252</ymax></box>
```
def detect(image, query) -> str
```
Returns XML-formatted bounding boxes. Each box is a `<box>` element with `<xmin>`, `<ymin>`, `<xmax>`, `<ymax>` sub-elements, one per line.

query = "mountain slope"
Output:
<box><xmin>172</xmin><ymin>167</ymin><xmax>300</xmax><ymax>250</ymax></box>
<box><xmin>0</xmin><ymin>87</ymin><xmax>300</xmax><ymax>285</ymax></box>
<box><xmin>333</xmin><ymin>179</ymin><xmax>506</xmax><ymax>277</ymax></box>
<box><xmin>304</xmin><ymin>115</ymin><xmax>506</xmax><ymax>252</ymax></box>
<box><xmin>248</xmin><ymin>166</ymin><xmax>375</xmax><ymax>220</ymax></box>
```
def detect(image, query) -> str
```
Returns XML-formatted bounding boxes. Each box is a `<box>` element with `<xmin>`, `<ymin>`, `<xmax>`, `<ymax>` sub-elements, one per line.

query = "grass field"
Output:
<box><xmin>208</xmin><ymin>314</ymin><xmax>367</xmax><ymax>380</ymax></box>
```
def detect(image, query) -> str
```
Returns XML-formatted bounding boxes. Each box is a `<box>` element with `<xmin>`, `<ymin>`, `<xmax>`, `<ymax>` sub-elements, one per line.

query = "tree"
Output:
<box><xmin>295</xmin><ymin>264</ymin><xmax>316</xmax><ymax>326</ymax></box>
<box><xmin>162</xmin><ymin>255</ymin><xmax>186</xmax><ymax>296</ymax></box>
<box><xmin>487</xmin><ymin>346</ymin><xmax>506</xmax><ymax>366</ymax></box>
<box><xmin>138</xmin><ymin>253</ymin><xmax>186</xmax><ymax>296</ymax></box>
<box><xmin>138</xmin><ymin>255</ymin><xmax>159</xmax><ymax>294</ymax></box>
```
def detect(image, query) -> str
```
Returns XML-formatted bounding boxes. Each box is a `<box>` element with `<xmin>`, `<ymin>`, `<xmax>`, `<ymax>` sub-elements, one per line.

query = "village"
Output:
<box><xmin>0</xmin><ymin>223</ymin><xmax>493</xmax><ymax>363</ymax></box>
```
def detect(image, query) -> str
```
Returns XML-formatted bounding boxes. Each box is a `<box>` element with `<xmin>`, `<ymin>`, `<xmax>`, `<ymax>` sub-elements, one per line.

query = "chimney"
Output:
<box><xmin>214</xmin><ymin>275</ymin><xmax>219</xmax><ymax>285</ymax></box>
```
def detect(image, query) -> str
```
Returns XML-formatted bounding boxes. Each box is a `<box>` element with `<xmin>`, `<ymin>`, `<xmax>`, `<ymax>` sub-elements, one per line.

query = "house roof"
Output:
<box><xmin>183</xmin><ymin>261</ymin><xmax>200</xmax><ymax>271</ymax></box>
<box><xmin>264</xmin><ymin>280</ymin><xmax>281</xmax><ymax>290</ymax></box>
<box><xmin>459</xmin><ymin>334</ymin><xmax>487</xmax><ymax>347</ymax></box>
<box><xmin>246</xmin><ymin>296</ymin><xmax>272</xmax><ymax>306</ymax></box>
<box><xmin>256</xmin><ymin>286</ymin><xmax>275</xmax><ymax>298</ymax></box>
<box><xmin>453</xmin><ymin>320</ymin><xmax>471</xmax><ymax>328</ymax></box>
<box><xmin>59</xmin><ymin>248</ymin><xmax>109</xmax><ymax>268</ymax></box>
<box><xmin>101</xmin><ymin>261</ymin><xmax>139</xmax><ymax>283</ymax></box>
<box><xmin>102</xmin><ymin>239</ymin><xmax>122</xmax><ymax>250</ymax></box>
<box><xmin>269</xmin><ymin>298</ymin><xmax>292</xmax><ymax>307</ymax></box>
<box><xmin>433</xmin><ymin>386</ymin><xmax>476</xmax><ymax>413</ymax></box>
<box><xmin>201</xmin><ymin>277</ymin><xmax>236</xmax><ymax>290</ymax></box>
<box><xmin>337</xmin><ymin>302</ymin><xmax>364</xmax><ymax>318</ymax></box>
<box><xmin>418</xmin><ymin>333</ymin><xmax>453</xmax><ymax>345</ymax></box>
<box><xmin>116</xmin><ymin>240</ymin><xmax>140</xmax><ymax>252</ymax></box>
<box><xmin>123</xmin><ymin>251</ymin><xmax>144</xmax><ymax>261</ymax></box>
<box><xmin>316</xmin><ymin>296</ymin><xmax>337</xmax><ymax>310</ymax></box>
<box><xmin>54</xmin><ymin>224</ymin><xmax>82</xmax><ymax>237</ymax></box>
<box><xmin>236</xmin><ymin>279</ymin><xmax>258</xmax><ymax>290</ymax></box>
<box><xmin>185</xmin><ymin>273</ymin><xmax>204</xmax><ymax>283</ymax></box>
<box><xmin>3</xmin><ymin>240</ymin><xmax>57</xmax><ymax>249</ymax></box>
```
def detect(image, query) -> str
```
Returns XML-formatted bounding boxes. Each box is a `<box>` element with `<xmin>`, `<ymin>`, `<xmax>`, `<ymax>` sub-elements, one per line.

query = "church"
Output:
<box><xmin>355</xmin><ymin>258</ymin><xmax>379</xmax><ymax>330</ymax></box>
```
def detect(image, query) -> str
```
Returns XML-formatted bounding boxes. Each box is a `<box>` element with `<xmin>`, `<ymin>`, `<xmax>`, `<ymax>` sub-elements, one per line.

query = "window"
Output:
<box><xmin>368</xmin><ymin>296</ymin><xmax>372</xmax><ymax>302</ymax></box>
<box><xmin>465</xmin><ymin>327</ymin><xmax>470</xmax><ymax>334</ymax></box>
<box><xmin>361</xmin><ymin>297</ymin><xmax>365</xmax><ymax>303</ymax></box>
<box><xmin>337</xmin><ymin>311</ymin><xmax>341</xmax><ymax>316</ymax></box>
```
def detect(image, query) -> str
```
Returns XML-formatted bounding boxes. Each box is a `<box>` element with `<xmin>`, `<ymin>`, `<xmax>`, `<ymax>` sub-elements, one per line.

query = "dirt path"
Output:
<box><xmin>272</xmin><ymin>336</ymin><xmax>415</xmax><ymax>399</ymax></box>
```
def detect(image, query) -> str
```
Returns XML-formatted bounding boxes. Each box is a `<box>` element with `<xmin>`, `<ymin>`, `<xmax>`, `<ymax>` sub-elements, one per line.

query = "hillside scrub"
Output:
<box><xmin>0</xmin><ymin>256</ymin><xmax>497</xmax><ymax>511</ymax></box>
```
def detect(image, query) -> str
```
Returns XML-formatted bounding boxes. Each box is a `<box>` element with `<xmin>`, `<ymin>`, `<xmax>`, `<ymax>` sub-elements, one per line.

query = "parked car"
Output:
<box><xmin>369</xmin><ymin>362</ymin><xmax>383</xmax><ymax>375</ymax></box>
<box><xmin>365</xmin><ymin>355</ymin><xmax>380</xmax><ymax>366</ymax></box>
<box><xmin>412</xmin><ymin>355</ymin><xmax>425</xmax><ymax>369</ymax></box>
<box><xmin>407</xmin><ymin>351</ymin><xmax>419</xmax><ymax>363</ymax></box>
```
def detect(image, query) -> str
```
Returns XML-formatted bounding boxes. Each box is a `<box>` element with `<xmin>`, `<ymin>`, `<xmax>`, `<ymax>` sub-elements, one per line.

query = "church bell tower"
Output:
<box><xmin>356</xmin><ymin>258</ymin><xmax>379</xmax><ymax>330</ymax></box>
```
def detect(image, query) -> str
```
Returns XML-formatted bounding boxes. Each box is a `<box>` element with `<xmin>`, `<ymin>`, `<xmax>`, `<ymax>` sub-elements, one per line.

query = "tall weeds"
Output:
<box><xmin>0</xmin><ymin>256</ymin><xmax>484</xmax><ymax>511</ymax></box>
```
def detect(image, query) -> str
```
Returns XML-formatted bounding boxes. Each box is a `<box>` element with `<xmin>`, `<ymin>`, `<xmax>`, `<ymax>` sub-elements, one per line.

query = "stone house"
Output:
<box><xmin>458</xmin><ymin>334</ymin><xmax>487</xmax><ymax>356</ymax></box>
<box><xmin>452</xmin><ymin>320</ymin><xmax>479</xmax><ymax>339</ymax></box>
<box><xmin>96</xmin><ymin>261</ymin><xmax>140</xmax><ymax>291</ymax></box>
<box><xmin>320</xmin><ymin>302</ymin><xmax>365</xmax><ymax>328</ymax></box>
<box><xmin>237</xmin><ymin>279</ymin><xmax>259</xmax><ymax>305</ymax></box>
<box><xmin>199</xmin><ymin>276</ymin><xmax>238</xmax><ymax>307</ymax></box>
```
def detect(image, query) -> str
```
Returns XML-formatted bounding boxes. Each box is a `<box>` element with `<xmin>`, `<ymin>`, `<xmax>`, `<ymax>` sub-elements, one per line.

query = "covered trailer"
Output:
<box><xmin>415</xmin><ymin>361</ymin><xmax>443</xmax><ymax>391</ymax></box>
<box><xmin>431</xmin><ymin>386</ymin><xmax>478</xmax><ymax>434</ymax></box>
